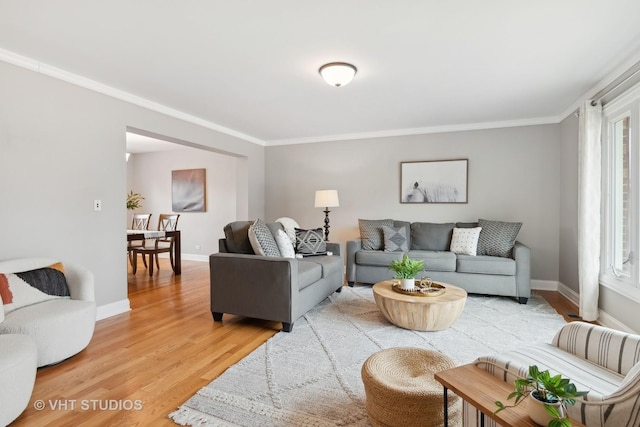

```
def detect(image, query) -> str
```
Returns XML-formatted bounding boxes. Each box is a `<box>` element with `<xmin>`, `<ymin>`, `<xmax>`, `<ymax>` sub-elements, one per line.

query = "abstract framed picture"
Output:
<box><xmin>172</xmin><ymin>168</ymin><xmax>206</xmax><ymax>212</ymax></box>
<box><xmin>400</xmin><ymin>159</ymin><xmax>468</xmax><ymax>203</ymax></box>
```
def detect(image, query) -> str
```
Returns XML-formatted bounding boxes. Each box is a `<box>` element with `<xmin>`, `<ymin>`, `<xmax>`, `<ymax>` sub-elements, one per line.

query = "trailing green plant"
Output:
<box><xmin>495</xmin><ymin>365</ymin><xmax>588</xmax><ymax>427</ymax></box>
<box><xmin>388</xmin><ymin>254</ymin><xmax>424</xmax><ymax>279</ymax></box>
<box><xmin>126</xmin><ymin>191</ymin><xmax>145</xmax><ymax>210</ymax></box>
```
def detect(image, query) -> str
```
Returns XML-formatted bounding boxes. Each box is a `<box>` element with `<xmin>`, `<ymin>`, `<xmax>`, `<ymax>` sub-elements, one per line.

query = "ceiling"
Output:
<box><xmin>2</xmin><ymin>1</ymin><xmax>640</xmax><ymax>147</ymax></box>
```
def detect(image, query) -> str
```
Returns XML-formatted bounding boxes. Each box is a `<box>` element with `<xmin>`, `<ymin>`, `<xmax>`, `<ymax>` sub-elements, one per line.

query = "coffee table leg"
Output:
<box><xmin>443</xmin><ymin>386</ymin><xmax>448</xmax><ymax>427</ymax></box>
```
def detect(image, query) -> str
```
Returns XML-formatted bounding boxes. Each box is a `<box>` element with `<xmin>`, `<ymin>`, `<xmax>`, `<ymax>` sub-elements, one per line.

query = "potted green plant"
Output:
<box><xmin>126</xmin><ymin>191</ymin><xmax>145</xmax><ymax>210</ymax></box>
<box><xmin>495</xmin><ymin>365</ymin><xmax>588</xmax><ymax>427</ymax></box>
<box><xmin>388</xmin><ymin>254</ymin><xmax>424</xmax><ymax>290</ymax></box>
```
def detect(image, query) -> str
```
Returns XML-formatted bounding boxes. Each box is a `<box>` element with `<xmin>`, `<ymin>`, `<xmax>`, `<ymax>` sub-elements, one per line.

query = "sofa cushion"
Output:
<box><xmin>223</xmin><ymin>221</ymin><xmax>254</xmax><ymax>254</ymax></box>
<box><xmin>359</xmin><ymin>219</ymin><xmax>394</xmax><ymax>250</ymax></box>
<box><xmin>296</xmin><ymin>261</ymin><xmax>323</xmax><ymax>291</ymax></box>
<box><xmin>0</xmin><ymin>264</ymin><xmax>71</xmax><ymax>315</ymax></box>
<box><xmin>382</xmin><ymin>225</ymin><xmax>409</xmax><ymax>252</ymax></box>
<box><xmin>295</xmin><ymin>228</ymin><xmax>326</xmax><ymax>256</ymax></box>
<box><xmin>407</xmin><ymin>250</ymin><xmax>456</xmax><ymax>272</ymax></box>
<box><xmin>410</xmin><ymin>222</ymin><xmax>455</xmax><ymax>251</ymax></box>
<box><xmin>450</xmin><ymin>227</ymin><xmax>482</xmax><ymax>256</ymax></box>
<box><xmin>248</xmin><ymin>219</ymin><xmax>281</xmax><ymax>257</ymax></box>
<box><xmin>477</xmin><ymin>219</ymin><xmax>522</xmax><ymax>258</ymax></box>
<box><xmin>456</xmin><ymin>254</ymin><xmax>516</xmax><ymax>275</ymax></box>
<box><xmin>356</xmin><ymin>250</ymin><xmax>404</xmax><ymax>267</ymax></box>
<box><xmin>307</xmin><ymin>255</ymin><xmax>343</xmax><ymax>279</ymax></box>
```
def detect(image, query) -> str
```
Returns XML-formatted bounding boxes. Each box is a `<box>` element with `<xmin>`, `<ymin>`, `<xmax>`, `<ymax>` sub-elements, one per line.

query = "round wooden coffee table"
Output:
<box><xmin>372</xmin><ymin>280</ymin><xmax>467</xmax><ymax>331</ymax></box>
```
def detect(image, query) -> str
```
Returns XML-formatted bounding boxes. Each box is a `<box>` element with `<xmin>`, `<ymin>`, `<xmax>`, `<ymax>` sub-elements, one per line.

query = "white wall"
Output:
<box><xmin>127</xmin><ymin>148</ymin><xmax>238</xmax><ymax>259</ymax></box>
<box><xmin>265</xmin><ymin>124</ymin><xmax>561</xmax><ymax>282</ymax></box>
<box><xmin>0</xmin><ymin>61</ymin><xmax>265</xmax><ymax>316</ymax></box>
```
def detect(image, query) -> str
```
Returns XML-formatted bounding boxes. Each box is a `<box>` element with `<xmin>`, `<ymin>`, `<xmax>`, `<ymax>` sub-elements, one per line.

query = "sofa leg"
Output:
<box><xmin>518</xmin><ymin>297</ymin><xmax>528</xmax><ymax>304</ymax></box>
<box><xmin>282</xmin><ymin>322</ymin><xmax>293</xmax><ymax>332</ymax></box>
<box><xmin>336</xmin><ymin>285</ymin><xmax>343</xmax><ymax>293</ymax></box>
<box><xmin>212</xmin><ymin>312</ymin><xmax>223</xmax><ymax>321</ymax></box>
<box><xmin>348</xmin><ymin>281</ymin><xmax>354</xmax><ymax>287</ymax></box>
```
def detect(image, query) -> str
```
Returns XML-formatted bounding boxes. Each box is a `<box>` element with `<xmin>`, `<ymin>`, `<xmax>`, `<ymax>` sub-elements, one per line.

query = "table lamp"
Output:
<box><xmin>315</xmin><ymin>190</ymin><xmax>340</xmax><ymax>241</ymax></box>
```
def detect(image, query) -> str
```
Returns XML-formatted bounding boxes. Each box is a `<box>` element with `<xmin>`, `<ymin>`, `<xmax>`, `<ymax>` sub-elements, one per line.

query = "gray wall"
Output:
<box><xmin>0</xmin><ymin>61</ymin><xmax>265</xmax><ymax>313</ymax></box>
<box><xmin>127</xmin><ymin>148</ymin><xmax>238</xmax><ymax>259</ymax></box>
<box><xmin>266</xmin><ymin>125</ymin><xmax>561</xmax><ymax>282</ymax></box>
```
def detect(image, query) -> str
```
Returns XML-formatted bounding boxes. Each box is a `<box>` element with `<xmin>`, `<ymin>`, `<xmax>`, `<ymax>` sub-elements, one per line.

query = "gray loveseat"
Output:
<box><xmin>210</xmin><ymin>221</ymin><xmax>344</xmax><ymax>332</ymax></box>
<box><xmin>346</xmin><ymin>219</ymin><xmax>531</xmax><ymax>303</ymax></box>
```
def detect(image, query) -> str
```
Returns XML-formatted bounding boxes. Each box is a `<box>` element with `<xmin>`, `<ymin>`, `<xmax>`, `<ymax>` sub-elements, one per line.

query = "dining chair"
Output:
<box><xmin>128</xmin><ymin>213</ymin><xmax>152</xmax><ymax>267</ymax></box>
<box><xmin>132</xmin><ymin>214</ymin><xmax>180</xmax><ymax>276</ymax></box>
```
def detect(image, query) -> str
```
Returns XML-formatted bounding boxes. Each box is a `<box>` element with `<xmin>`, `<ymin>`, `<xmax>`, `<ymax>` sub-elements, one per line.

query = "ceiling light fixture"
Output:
<box><xmin>319</xmin><ymin>62</ymin><xmax>357</xmax><ymax>87</ymax></box>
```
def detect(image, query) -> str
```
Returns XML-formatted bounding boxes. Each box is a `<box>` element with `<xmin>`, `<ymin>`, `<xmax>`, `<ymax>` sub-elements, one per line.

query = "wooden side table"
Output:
<box><xmin>434</xmin><ymin>363</ymin><xmax>585</xmax><ymax>427</ymax></box>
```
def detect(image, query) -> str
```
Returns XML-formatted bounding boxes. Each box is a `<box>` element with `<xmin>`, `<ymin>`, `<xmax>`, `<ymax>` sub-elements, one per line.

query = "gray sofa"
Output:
<box><xmin>346</xmin><ymin>220</ymin><xmax>531</xmax><ymax>303</ymax></box>
<box><xmin>210</xmin><ymin>221</ymin><xmax>344</xmax><ymax>332</ymax></box>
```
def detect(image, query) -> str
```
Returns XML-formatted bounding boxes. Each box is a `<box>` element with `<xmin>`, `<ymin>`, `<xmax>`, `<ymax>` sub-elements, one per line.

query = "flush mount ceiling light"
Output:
<box><xmin>319</xmin><ymin>62</ymin><xmax>357</xmax><ymax>87</ymax></box>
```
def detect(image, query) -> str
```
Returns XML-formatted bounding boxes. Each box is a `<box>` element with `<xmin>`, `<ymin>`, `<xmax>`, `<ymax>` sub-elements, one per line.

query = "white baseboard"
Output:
<box><xmin>530</xmin><ymin>279</ymin><xmax>558</xmax><ymax>291</ymax></box>
<box><xmin>96</xmin><ymin>299</ymin><xmax>131</xmax><ymax>321</ymax></box>
<box><xmin>557</xmin><ymin>281</ymin><xmax>580</xmax><ymax>306</ymax></box>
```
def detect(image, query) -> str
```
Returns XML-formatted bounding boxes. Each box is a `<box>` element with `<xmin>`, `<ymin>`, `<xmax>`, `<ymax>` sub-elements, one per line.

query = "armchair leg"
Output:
<box><xmin>212</xmin><ymin>312</ymin><xmax>223</xmax><ymax>321</ymax></box>
<box><xmin>348</xmin><ymin>281</ymin><xmax>355</xmax><ymax>287</ymax></box>
<box><xmin>518</xmin><ymin>297</ymin><xmax>528</xmax><ymax>304</ymax></box>
<box><xmin>335</xmin><ymin>285</ymin><xmax>343</xmax><ymax>293</ymax></box>
<box><xmin>282</xmin><ymin>322</ymin><xmax>293</xmax><ymax>332</ymax></box>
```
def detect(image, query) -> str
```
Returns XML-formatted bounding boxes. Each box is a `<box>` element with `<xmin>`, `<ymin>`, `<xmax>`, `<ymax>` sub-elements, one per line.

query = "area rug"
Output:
<box><xmin>169</xmin><ymin>286</ymin><xmax>567</xmax><ymax>426</ymax></box>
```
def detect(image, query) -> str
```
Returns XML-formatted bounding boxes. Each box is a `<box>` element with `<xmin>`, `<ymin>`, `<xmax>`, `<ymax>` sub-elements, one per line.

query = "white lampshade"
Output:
<box><xmin>315</xmin><ymin>190</ymin><xmax>340</xmax><ymax>208</ymax></box>
<box><xmin>319</xmin><ymin>63</ymin><xmax>357</xmax><ymax>87</ymax></box>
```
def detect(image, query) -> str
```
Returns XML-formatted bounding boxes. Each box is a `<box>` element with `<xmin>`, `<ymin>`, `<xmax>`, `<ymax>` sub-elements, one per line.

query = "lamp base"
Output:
<box><xmin>323</xmin><ymin>209</ymin><xmax>331</xmax><ymax>241</ymax></box>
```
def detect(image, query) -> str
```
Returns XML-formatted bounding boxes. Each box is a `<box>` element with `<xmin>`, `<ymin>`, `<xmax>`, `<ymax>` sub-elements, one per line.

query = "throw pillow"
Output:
<box><xmin>410</xmin><ymin>222</ymin><xmax>455</xmax><ymax>251</ymax></box>
<box><xmin>275</xmin><ymin>217</ymin><xmax>300</xmax><ymax>247</ymax></box>
<box><xmin>248</xmin><ymin>218</ymin><xmax>281</xmax><ymax>257</ymax></box>
<box><xmin>295</xmin><ymin>228</ymin><xmax>326</xmax><ymax>256</ymax></box>
<box><xmin>382</xmin><ymin>225</ymin><xmax>409</xmax><ymax>252</ymax></box>
<box><xmin>274</xmin><ymin>229</ymin><xmax>296</xmax><ymax>259</ymax></box>
<box><xmin>476</xmin><ymin>219</ymin><xmax>523</xmax><ymax>257</ymax></box>
<box><xmin>0</xmin><ymin>263</ymin><xmax>71</xmax><ymax>315</ymax></box>
<box><xmin>450</xmin><ymin>227</ymin><xmax>482</xmax><ymax>256</ymax></box>
<box><xmin>359</xmin><ymin>219</ymin><xmax>394</xmax><ymax>250</ymax></box>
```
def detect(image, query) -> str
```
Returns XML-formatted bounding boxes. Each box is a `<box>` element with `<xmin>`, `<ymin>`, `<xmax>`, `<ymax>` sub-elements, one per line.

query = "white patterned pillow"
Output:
<box><xmin>274</xmin><ymin>229</ymin><xmax>296</xmax><ymax>259</ymax></box>
<box><xmin>450</xmin><ymin>227</ymin><xmax>482</xmax><ymax>256</ymax></box>
<box><xmin>248</xmin><ymin>219</ymin><xmax>281</xmax><ymax>257</ymax></box>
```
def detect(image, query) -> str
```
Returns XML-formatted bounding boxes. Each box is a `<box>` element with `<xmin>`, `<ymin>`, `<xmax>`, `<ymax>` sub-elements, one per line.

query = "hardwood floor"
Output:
<box><xmin>12</xmin><ymin>260</ymin><xmax>582</xmax><ymax>426</ymax></box>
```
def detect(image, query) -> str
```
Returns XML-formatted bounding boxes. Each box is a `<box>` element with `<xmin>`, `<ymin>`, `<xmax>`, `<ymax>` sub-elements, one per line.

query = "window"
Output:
<box><xmin>602</xmin><ymin>84</ymin><xmax>640</xmax><ymax>299</ymax></box>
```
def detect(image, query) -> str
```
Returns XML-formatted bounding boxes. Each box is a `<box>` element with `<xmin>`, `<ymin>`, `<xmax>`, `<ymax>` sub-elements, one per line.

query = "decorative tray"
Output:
<box><xmin>391</xmin><ymin>281</ymin><xmax>446</xmax><ymax>297</ymax></box>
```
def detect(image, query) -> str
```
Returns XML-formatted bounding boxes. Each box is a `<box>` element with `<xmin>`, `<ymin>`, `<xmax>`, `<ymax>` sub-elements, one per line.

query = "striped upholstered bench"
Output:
<box><xmin>472</xmin><ymin>321</ymin><xmax>640</xmax><ymax>427</ymax></box>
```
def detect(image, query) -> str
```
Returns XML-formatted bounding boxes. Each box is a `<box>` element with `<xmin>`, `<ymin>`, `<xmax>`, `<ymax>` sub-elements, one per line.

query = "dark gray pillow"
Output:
<box><xmin>382</xmin><ymin>226</ymin><xmax>409</xmax><ymax>252</ymax></box>
<box><xmin>223</xmin><ymin>221</ymin><xmax>254</xmax><ymax>254</ymax></box>
<box><xmin>456</xmin><ymin>222</ymin><xmax>479</xmax><ymax>229</ymax></box>
<box><xmin>476</xmin><ymin>219</ymin><xmax>522</xmax><ymax>257</ymax></box>
<box><xmin>295</xmin><ymin>228</ymin><xmax>326</xmax><ymax>256</ymax></box>
<box><xmin>410</xmin><ymin>222</ymin><xmax>455</xmax><ymax>251</ymax></box>
<box><xmin>359</xmin><ymin>219</ymin><xmax>394</xmax><ymax>250</ymax></box>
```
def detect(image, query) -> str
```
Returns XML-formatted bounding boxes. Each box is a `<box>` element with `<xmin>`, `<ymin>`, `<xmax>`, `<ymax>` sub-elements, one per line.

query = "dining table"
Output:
<box><xmin>127</xmin><ymin>229</ymin><xmax>181</xmax><ymax>275</ymax></box>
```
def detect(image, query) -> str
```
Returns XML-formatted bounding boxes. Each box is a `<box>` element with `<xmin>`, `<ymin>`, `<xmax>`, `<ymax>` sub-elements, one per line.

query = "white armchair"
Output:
<box><xmin>474</xmin><ymin>321</ymin><xmax>640</xmax><ymax>427</ymax></box>
<box><xmin>0</xmin><ymin>257</ymin><xmax>96</xmax><ymax>367</ymax></box>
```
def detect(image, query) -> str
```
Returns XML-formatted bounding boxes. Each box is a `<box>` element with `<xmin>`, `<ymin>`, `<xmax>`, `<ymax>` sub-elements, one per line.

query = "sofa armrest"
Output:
<box><xmin>64</xmin><ymin>262</ymin><xmax>95</xmax><ymax>302</ymax></box>
<box><xmin>553</xmin><ymin>321</ymin><xmax>640</xmax><ymax>376</ymax></box>
<box><xmin>209</xmin><ymin>253</ymin><xmax>299</xmax><ymax>324</ymax></box>
<box><xmin>346</xmin><ymin>239</ymin><xmax>362</xmax><ymax>283</ymax></box>
<box><xmin>513</xmin><ymin>241</ymin><xmax>531</xmax><ymax>301</ymax></box>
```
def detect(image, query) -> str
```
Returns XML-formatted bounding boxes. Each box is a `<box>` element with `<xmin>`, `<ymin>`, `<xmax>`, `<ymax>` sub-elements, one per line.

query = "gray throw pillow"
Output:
<box><xmin>223</xmin><ymin>221</ymin><xmax>254</xmax><ymax>254</ymax></box>
<box><xmin>382</xmin><ymin>226</ymin><xmax>409</xmax><ymax>252</ymax></box>
<box><xmin>410</xmin><ymin>222</ymin><xmax>455</xmax><ymax>251</ymax></box>
<box><xmin>295</xmin><ymin>228</ymin><xmax>326</xmax><ymax>256</ymax></box>
<box><xmin>476</xmin><ymin>219</ymin><xmax>522</xmax><ymax>257</ymax></box>
<box><xmin>248</xmin><ymin>218</ymin><xmax>281</xmax><ymax>257</ymax></box>
<box><xmin>359</xmin><ymin>219</ymin><xmax>394</xmax><ymax>250</ymax></box>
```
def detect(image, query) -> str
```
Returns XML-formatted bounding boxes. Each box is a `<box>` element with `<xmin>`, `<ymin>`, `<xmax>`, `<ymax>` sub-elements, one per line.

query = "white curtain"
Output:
<box><xmin>578</xmin><ymin>100</ymin><xmax>602</xmax><ymax>321</ymax></box>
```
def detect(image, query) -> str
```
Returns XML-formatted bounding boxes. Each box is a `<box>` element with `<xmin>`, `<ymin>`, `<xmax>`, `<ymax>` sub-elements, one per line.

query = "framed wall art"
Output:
<box><xmin>400</xmin><ymin>159</ymin><xmax>468</xmax><ymax>203</ymax></box>
<box><xmin>172</xmin><ymin>168</ymin><xmax>206</xmax><ymax>212</ymax></box>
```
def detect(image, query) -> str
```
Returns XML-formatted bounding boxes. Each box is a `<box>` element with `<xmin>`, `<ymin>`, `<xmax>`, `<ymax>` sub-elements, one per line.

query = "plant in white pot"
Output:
<box><xmin>495</xmin><ymin>365</ymin><xmax>588</xmax><ymax>427</ymax></box>
<box><xmin>388</xmin><ymin>255</ymin><xmax>424</xmax><ymax>290</ymax></box>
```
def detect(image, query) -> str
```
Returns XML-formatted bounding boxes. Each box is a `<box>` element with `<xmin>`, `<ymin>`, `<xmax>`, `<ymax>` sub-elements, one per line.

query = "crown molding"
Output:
<box><xmin>266</xmin><ymin>116</ymin><xmax>561</xmax><ymax>146</ymax></box>
<box><xmin>0</xmin><ymin>48</ymin><xmax>266</xmax><ymax>147</ymax></box>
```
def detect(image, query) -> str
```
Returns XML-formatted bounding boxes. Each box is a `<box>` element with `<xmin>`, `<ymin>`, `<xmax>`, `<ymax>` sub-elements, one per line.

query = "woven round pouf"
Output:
<box><xmin>361</xmin><ymin>347</ymin><xmax>461</xmax><ymax>427</ymax></box>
